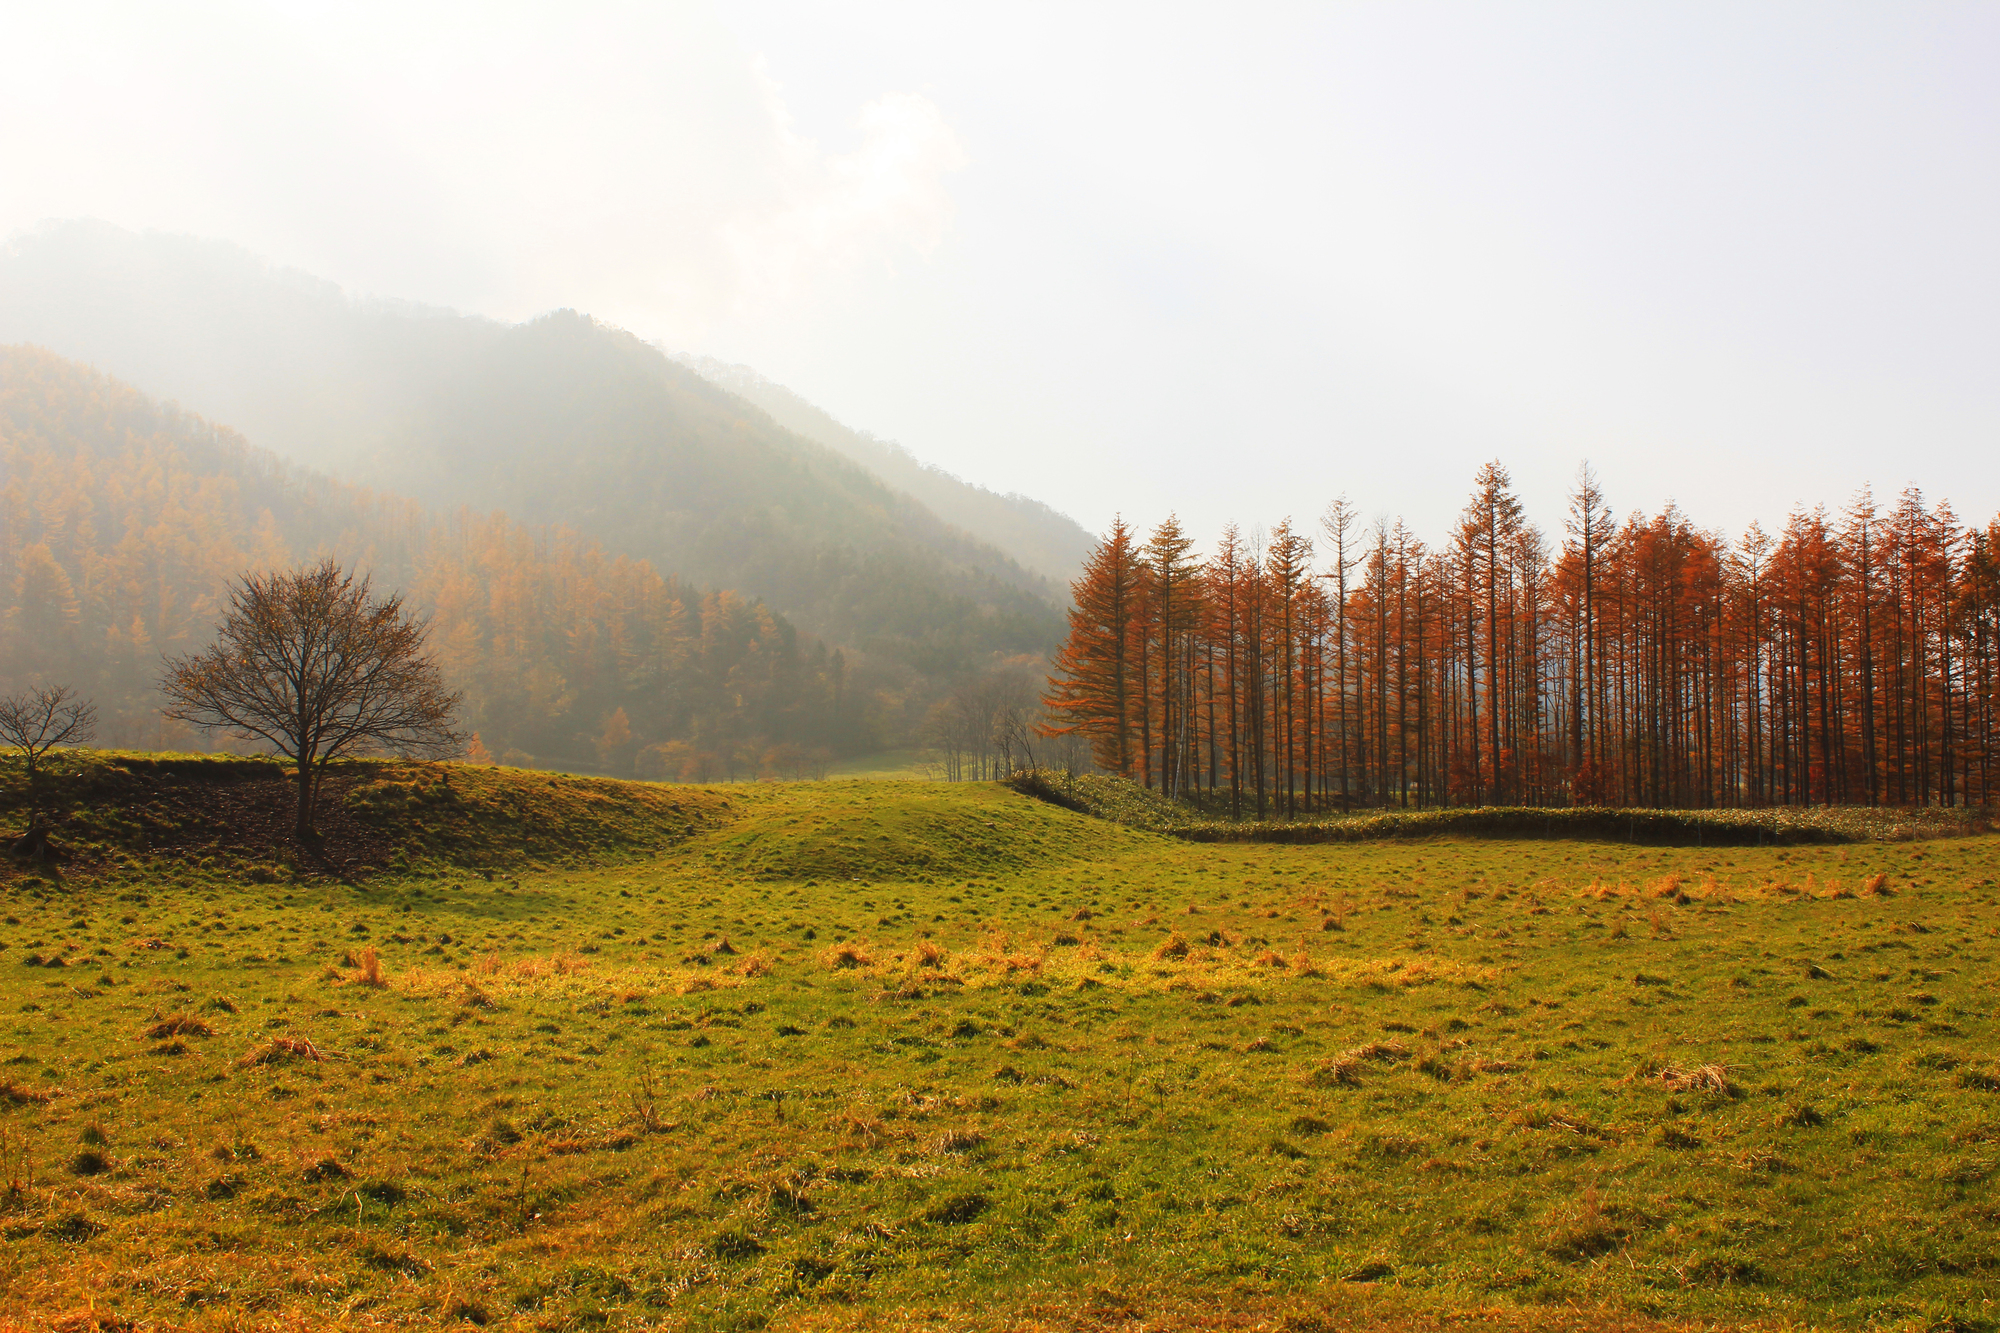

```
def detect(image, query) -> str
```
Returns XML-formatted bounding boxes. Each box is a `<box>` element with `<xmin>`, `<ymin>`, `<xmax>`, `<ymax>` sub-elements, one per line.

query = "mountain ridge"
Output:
<box><xmin>674</xmin><ymin>353</ymin><xmax>1096</xmax><ymax>589</ymax></box>
<box><xmin>0</xmin><ymin>221</ymin><xmax>1069</xmax><ymax>683</ymax></box>
<box><xmin>0</xmin><ymin>343</ymin><xmax>861</xmax><ymax>772</ymax></box>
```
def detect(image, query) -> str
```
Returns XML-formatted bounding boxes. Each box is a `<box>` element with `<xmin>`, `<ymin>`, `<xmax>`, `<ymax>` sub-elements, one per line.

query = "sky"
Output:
<box><xmin>3</xmin><ymin>1</ymin><xmax>1997</xmax><ymax>549</ymax></box>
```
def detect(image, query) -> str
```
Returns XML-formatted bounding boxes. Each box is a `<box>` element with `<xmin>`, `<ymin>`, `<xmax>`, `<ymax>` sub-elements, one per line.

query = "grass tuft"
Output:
<box><xmin>1302</xmin><ymin>1057</ymin><xmax>1363</xmax><ymax>1088</ymax></box>
<box><xmin>1542</xmin><ymin>1186</ymin><xmax>1627</xmax><ymax>1260</ymax></box>
<box><xmin>1661</xmin><ymin>1062</ymin><xmax>1739</xmax><ymax>1097</ymax></box>
<box><xmin>240</xmin><ymin>1035</ymin><xmax>329</xmax><ymax>1066</ymax></box>
<box><xmin>139</xmin><ymin>1013</ymin><xmax>213</xmax><ymax>1041</ymax></box>
<box><xmin>824</xmin><ymin>942</ymin><xmax>874</xmax><ymax>970</ymax></box>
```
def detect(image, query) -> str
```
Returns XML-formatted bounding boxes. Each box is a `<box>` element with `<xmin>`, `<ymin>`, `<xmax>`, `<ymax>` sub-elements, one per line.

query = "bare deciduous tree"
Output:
<box><xmin>0</xmin><ymin>684</ymin><xmax>98</xmax><ymax>784</ymax></box>
<box><xmin>924</xmin><ymin>669</ymin><xmax>1042</xmax><ymax>781</ymax></box>
<box><xmin>160</xmin><ymin>560</ymin><xmax>463</xmax><ymax>839</ymax></box>
<box><xmin>0</xmin><ymin>684</ymin><xmax>98</xmax><ymax>854</ymax></box>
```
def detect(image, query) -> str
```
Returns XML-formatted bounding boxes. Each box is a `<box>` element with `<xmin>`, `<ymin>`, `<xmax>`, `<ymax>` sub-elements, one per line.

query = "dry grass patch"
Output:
<box><xmin>0</xmin><ymin>1081</ymin><xmax>54</xmax><ymax>1106</ymax></box>
<box><xmin>240</xmin><ymin>1035</ymin><xmax>330</xmax><ymax>1066</ymax></box>
<box><xmin>138</xmin><ymin>1013</ymin><xmax>213</xmax><ymax>1041</ymax></box>
<box><xmin>1302</xmin><ymin>1056</ymin><xmax>1364</xmax><ymax>1088</ymax></box>
<box><xmin>824</xmin><ymin>942</ymin><xmax>875</xmax><ymax>970</ymax></box>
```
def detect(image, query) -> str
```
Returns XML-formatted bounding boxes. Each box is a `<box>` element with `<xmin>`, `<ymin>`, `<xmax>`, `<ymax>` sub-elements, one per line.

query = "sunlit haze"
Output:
<box><xmin>5</xmin><ymin>1</ymin><xmax>1997</xmax><ymax>546</ymax></box>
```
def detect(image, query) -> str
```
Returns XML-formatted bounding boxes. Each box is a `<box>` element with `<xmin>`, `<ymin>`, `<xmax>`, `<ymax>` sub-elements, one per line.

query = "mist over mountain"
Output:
<box><xmin>675</xmin><ymin>355</ymin><xmax>1095</xmax><ymax>589</ymax></box>
<box><xmin>0</xmin><ymin>222</ymin><xmax>1067</xmax><ymax>684</ymax></box>
<box><xmin>0</xmin><ymin>345</ymin><xmax>860</xmax><ymax>774</ymax></box>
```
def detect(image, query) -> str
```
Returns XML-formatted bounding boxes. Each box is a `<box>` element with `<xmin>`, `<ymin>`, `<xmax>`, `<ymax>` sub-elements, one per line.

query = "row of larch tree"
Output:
<box><xmin>1043</xmin><ymin>462</ymin><xmax>2000</xmax><ymax>813</ymax></box>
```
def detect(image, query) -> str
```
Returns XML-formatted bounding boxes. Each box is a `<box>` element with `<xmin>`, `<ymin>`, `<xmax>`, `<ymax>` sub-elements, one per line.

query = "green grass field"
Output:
<box><xmin>3</xmin><ymin>756</ymin><xmax>2000</xmax><ymax>1331</ymax></box>
<box><xmin>821</xmin><ymin>750</ymin><xmax>932</xmax><ymax>781</ymax></box>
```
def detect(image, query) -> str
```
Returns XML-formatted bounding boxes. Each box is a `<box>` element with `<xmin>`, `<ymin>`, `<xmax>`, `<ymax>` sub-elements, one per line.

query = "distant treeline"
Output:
<box><xmin>1044</xmin><ymin>462</ymin><xmax>2000</xmax><ymax>813</ymax></box>
<box><xmin>0</xmin><ymin>346</ymin><xmax>866</xmax><ymax>776</ymax></box>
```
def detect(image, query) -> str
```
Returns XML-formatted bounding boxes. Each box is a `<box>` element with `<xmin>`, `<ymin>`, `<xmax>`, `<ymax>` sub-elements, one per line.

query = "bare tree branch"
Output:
<box><xmin>159</xmin><ymin>560</ymin><xmax>463</xmax><ymax>839</ymax></box>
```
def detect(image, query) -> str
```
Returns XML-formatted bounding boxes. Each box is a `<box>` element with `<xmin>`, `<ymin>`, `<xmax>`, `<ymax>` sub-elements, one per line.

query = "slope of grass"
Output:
<box><xmin>1011</xmin><ymin>769</ymin><xmax>1995</xmax><ymax>845</ymax></box>
<box><xmin>700</xmin><ymin>780</ymin><xmax>1153</xmax><ymax>884</ymax></box>
<box><xmin>0</xmin><ymin>751</ymin><xmax>731</xmax><ymax>886</ymax></box>
<box><xmin>2</xmin><ymin>759</ymin><xmax>2000</xmax><ymax>1330</ymax></box>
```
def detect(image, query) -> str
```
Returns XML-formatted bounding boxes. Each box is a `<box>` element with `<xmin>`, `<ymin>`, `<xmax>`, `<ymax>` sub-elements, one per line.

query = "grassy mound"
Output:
<box><xmin>0</xmin><ymin>750</ymin><xmax>730</xmax><ymax>882</ymax></box>
<box><xmin>693</xmin><ymin>779</ymin><xmax>1155</xmax><ymax>882</ymax></box>
<box><xmin>1009</xmin><ymin>769</ymin><xmax>1993</xmax><ymax>845</ymax></box>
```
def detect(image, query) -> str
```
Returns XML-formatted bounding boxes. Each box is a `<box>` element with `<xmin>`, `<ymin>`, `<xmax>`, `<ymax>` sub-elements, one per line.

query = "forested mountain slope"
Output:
<box><xmin>0</xmin><ymin>222</ymin><xmax>1065</xmax><ymax>679</ymax></box>
<box><xmin>677</xmin><ymin>354</ymin><xmax>1096</xmax><ymax>588</ymax></box>
<box><xmin>0</xmin><ymin>345</ymin><xmax>867</xmax><ymax>775</ymax></box>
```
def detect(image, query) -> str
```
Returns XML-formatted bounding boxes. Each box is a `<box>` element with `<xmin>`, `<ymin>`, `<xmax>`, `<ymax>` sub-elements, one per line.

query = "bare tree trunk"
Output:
<box><xmin>296</xmin><ymin>760</ymin><xmax>318</xmax><ymax>841</ymax></box>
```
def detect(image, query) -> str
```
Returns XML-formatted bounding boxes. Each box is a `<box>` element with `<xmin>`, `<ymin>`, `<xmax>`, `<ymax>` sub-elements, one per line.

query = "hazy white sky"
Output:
<box><xmin>4</xmin><ymin>1</ymin><xmax>1998</xmax><ymax>547</ymax></box>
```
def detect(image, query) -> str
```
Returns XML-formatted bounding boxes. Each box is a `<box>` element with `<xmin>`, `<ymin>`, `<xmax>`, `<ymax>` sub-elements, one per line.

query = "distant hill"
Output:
<box><xmin>676</xmin><ymin>355</ymin><xmax>1096</xmax><ymax>589</ymax></box>
<box><xmin>0</xmin><ymin>345</ymin><xmax>861</xmax><ymax>774</ymax></box>
<box><xmin>0</xmin><ymin>221</ymin><xmax>1066</xmax><ymax>683</ymax></box>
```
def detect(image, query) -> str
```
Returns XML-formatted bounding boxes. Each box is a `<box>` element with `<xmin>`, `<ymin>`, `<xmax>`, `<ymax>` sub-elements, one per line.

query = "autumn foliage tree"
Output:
<box><xmin>1045</xmin><ymin>463</ymin><xmax>2000</xmax><ymax>814</ymax></box>
<box><xmin>1042</xmin><ymin>518</ymin><xmax>1143</xmax><ymax>775</ymax></box>
<box><xmin>0</xmin><ymin>344</ymin><xmax>867</xmax><ymax>776</ymax></box>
